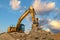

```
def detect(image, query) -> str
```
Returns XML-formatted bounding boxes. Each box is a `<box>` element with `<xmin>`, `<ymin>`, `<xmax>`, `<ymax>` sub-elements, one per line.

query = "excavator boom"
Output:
<box><xmin>16</xmin><ymin>9</ymin><xmax>30</xmax><ymax>29</ymax></box>
<box><xmin>16</xmin><ymin>6</ymin><xmax>35</xmax><ymax>31</ymax></box>
<box><xmin>8</xmin><ymin>6</ymin><xmax>38</xmax><ymax>32</ymax></box>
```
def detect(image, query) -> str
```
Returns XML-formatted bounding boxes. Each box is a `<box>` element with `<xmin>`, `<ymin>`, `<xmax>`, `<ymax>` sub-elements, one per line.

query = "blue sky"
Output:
<box><xmin>0</xmin><ymin>0</ymin><xmax>60</xmax><ymax>33</ymax></box>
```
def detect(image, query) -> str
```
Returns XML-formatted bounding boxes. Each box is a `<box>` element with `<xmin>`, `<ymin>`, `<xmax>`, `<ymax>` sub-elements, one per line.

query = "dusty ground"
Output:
<box><xmin>0</xmin><ymin>30</ymin><xmax>56</xmax><ymax>40</ymax></box>
<box><xmin>52</xmin><ymin>33</ymin><xmax>60</xmax><ymax>40</ymax></box>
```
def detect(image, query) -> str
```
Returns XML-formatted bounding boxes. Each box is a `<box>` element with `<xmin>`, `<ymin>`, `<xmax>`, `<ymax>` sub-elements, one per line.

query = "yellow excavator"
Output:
<box><xmin>8</xmin><ymin>6</ymin><xmax>38</xmax><ymax>33</ymax></box>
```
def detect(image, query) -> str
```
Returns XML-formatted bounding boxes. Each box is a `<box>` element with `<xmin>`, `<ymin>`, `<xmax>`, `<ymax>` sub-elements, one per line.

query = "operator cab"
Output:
<box><xmin>17</xmin><ymin>24</ymin><xmax>25</xmax><ymax>33</ymax></box>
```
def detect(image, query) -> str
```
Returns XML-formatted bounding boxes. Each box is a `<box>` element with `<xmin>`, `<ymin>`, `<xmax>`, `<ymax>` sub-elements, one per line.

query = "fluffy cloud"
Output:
<box><xmin>39</xmin><ymin>18</ymin><xmax>51</xmax><ymax>26</ymax></box>
<box><xmin>26</xmin><ymin>0</ymin><xmax>55</xmax><ymax>22</ymax></box>
<box><xmin>10</xmin><ymin>0</ymin><xmax>21</xmax><ymax>10</ymax></box>
<box><xmin>25</xmin><ymin>0</ymin><xmax>60</xmax><ymax>33</ymax></box>
<box><xmin>49</xmin><ymin>20</ymin><xmax>60</xmax><ymax>29</ymax></box>
<box><xmin>39</xmin><ymin>20</ymin><xmax>60</xmax><ymax>33</ymax></box>
<box><xmin>42</xmin><ymin>28</ymin><xmax>51</xmax><ymax>32</ymax></box>
<box><xmin>32</xmin><ymin>0</ymin><xmax>55</xmax><ymax>15</ymax></box>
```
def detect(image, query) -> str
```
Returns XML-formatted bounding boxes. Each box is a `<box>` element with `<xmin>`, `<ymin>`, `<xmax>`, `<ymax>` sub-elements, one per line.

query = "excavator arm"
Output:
<box><xmin>16</xmin><ymin>9</ymin><xmax>30</xmax><ymax>28</ymax></box>
<box><xmin>7</xmin><ymin>6</ymin><xmax>38</xmax><ymax>32</ymax></box>
<box><xmin>16</xmin><ymin>6</ymin><xmax>35</xmax><ymax>31</ymax></box>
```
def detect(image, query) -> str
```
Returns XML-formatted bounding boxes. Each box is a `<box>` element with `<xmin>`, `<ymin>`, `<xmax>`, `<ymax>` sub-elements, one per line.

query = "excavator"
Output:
<box><xmin>8</xmin><ymin>6</ymin><xmax>38</xmax><ymax>33</ymax></box>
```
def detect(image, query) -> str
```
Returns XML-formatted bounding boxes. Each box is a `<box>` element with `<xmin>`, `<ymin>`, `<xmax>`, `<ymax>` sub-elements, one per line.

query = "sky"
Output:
<box><xmin>0</xmin><ymin>0</ymin><xmax>60</xmax><ymax>33</ymax></box>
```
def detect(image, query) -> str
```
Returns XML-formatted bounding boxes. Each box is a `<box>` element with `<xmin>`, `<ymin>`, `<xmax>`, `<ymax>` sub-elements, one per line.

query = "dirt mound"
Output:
<box><xmin>52</xmin><ymin>33</ymin><xmax>60</xmax><ymax>40</ymax></box>
<box><xmin>0</xmin><ymin>30</ymin><xmax>54</xmax><ymax>40</ymax></box>
<box><xmin>0</xmin><ymin>33</ymin><xmax>15</xmax><ymax>40</ymax></box>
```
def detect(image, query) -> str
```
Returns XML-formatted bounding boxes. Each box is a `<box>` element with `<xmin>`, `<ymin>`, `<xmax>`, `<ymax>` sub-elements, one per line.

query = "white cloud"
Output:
<box><xmin>42</xmin><ymin>28</ymin><xmax>51</xmax><ymax>32</ymax></box>
<box><xmin>10</xmin><ymin>0</ymin><xmax>21</xmax><ymax>10</ymax></box>
<box><xmin>32</xmin><ymin>0</ymin><xmax>55</xmax><ymax>15</ymax></box>
<box><xmin>39</xmin><ymin>18</ymin><xmax>51</xmax><ymax>26</ymax></box>
<box><xmin>26</xmin><ymin>0</ymin><xmax>55</xmax><ymax>22</ymax></box>
<box><xmin>49</xmin><ymin>20</ymin><xmax>60</xmax><ymax>29</ymax></box>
